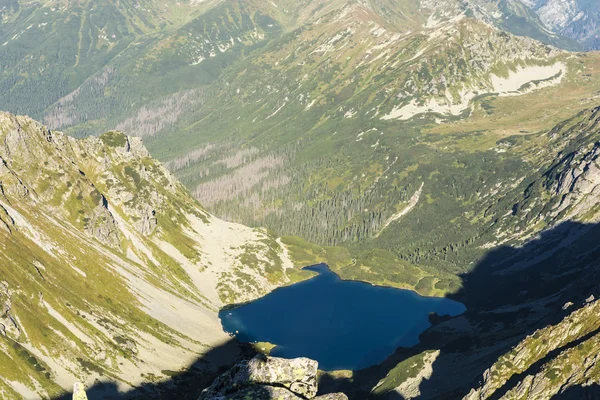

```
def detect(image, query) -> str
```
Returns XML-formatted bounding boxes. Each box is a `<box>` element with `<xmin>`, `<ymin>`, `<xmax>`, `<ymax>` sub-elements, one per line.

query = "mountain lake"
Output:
<box><xmin>220</xmin><ymin>264</ymin><xmax>466</xmax><ymax>371</ymax></box>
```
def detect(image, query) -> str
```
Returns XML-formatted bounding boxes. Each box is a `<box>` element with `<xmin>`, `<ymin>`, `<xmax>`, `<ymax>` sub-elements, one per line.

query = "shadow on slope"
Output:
<box><xmin>321</xmin><ymin>221</ymin><xmax>600</xmax><ymax>399</ymax></box>
<box><xmin>53</xmin><ymin>339</ymin><xmax>255</xmax><ymax>400</ymax></box>
<box><xmin>53</xmin><ymin>221</ymin><xmax>600</xmax><ymax>400</ymax></box>
<box><xmin>551</xmin><ymin>384</ymin><xmax>600</xmax><ymax>399</ymax></box>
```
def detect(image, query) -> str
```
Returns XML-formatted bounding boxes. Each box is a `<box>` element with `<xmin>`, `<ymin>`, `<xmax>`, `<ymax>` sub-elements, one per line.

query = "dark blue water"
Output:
<box><xmin>219</xmin><ymin>264</ymin><xmax>465</xmax><ymax>371</ymax></box>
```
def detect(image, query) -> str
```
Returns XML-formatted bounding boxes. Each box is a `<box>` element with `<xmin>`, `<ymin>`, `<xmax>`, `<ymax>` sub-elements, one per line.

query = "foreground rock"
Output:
<box><xmin>199</xmin><ymin>355</ymin><xmax>348</xmax><ymax>400</ymax></box>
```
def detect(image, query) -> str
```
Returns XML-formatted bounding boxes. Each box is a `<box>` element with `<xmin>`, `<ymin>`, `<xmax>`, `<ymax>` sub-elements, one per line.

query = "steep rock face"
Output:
<box><xmin>0</xmin><ymin>112</ymin><xmax>296</xmax><ymax>398</ymax></box>
<box><xmin>200</xmin><ymin>355</ymin><xmax>348</xmax><ymax>400</ymax></box>
<box><xmin>464</xmin><ymin>299</ymin><xmax>600</xmax><ymax>399</ymax></box>
<box><xmin>551</xmin><ymin>141</ymin><xmax>600</xmax><ymax>220</ymax></box>
<box><xmin>519</xmin><ymin>0</ymin><xmax>600</xmax><ymax>49</ymax></box>
<box><xmin>0</xmin><ymin>282</ymin><xmax>19</xmax><ymax>340</ymax></box>
<box><xmin>536</xmin><ymin>109</ymin><xmax>600</xmax><ymax>226</ymax></box>
<box><xmin>0</xmin><ymin>204</ymin><xmax>14</xmax><ymax>233</ymax></box>
<box><xmin>474</xmin><ymin>106</ymin><xmax>600</xmax><ymax>250</ymax></box>
<box><xmin>532</xmin><ymin>0</ymin><xmax>579</xmax><ymax>30</ymax></box>
<box><xmin>420</xmin><ymin>0</ymin><xmax>576</xmax><ymax>49</ymax></box>
<box><xmin>84</xmin><ymin>198</ymin><xmax>121</xmax><ymax>250</ymax></box>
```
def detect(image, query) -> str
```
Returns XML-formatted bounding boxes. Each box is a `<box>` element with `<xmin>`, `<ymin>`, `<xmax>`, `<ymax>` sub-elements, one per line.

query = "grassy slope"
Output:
<box><xmin>0</xmin><ymin>113</ymin><xmax>294</xmax><ymax>397</ymax></box>
<box><xmin>140</xmin><ymin>11</ymin><xmax>600</xmax><ymax>296</ymax></box>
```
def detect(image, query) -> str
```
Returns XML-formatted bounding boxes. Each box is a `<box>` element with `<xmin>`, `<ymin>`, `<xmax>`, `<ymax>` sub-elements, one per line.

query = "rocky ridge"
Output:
<box><xmin>488</xmin><ymin>106</ymin><xmax>600</xmax><ymax>247</ymax></box>
<box><xmin>518</xmin><ymin>0</ymin><xmax>600</xmax><ymax>49</ymax></box>
<box><xmin>465</xmin><ymin>297</ymin><xmax>600</xmax><ymax>399</ymax></box>
<box><xmin>362</xmin><ymin>105</ymin><xmax>600</xmax><ymax>399</ymax></box>
<box><xmin>0</xmin><ymin>112</ymin><xmax>296</xmax><ymax>398</ymax></box>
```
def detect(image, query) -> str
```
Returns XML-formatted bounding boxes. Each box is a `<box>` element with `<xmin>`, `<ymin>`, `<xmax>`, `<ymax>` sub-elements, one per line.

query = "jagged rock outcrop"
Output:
<box><xmin>0</xmin><ymin>157</ymin><xmax>30</xmax><ymax>200</ymax></box>
<box><xmin>517</xmin><ymin>0</ymin><xmax>600</xmax><ymax>49</ymax></box>
<box><xmin>487</xmin><ymin>107</ymin><xmax>600</xmax><ymax>246</ymax></box>
<box><xmin>551</xmin><ymin>142</ymin><xmax>600</xmax><ymax>220</ymax></box>
<box><xmin>199</xmin><ymin>355</ymin><xmax>348</xmax><ymax>400</ymax></box>
<box><xmin>0</xmin><ymin>282</ymin><xmax>19</xmax><ymax>339</ymax></box>
<box><xmin>464</xmin><ymin>299</ymin><xmax>600</xmax><ymax>399</ymax></box>
<box><xmin>0</xmin><ymin>204</ymin><xmax>14</xmax><ymax>233</ymax></box>
<box><xmin>72</xmin><ymin>382</ymin><xmax>88</xmax><ymax>400</ymax></box>
<box><xmin>84</xmin><ymin>198</ymin><xmax>121</xmax><ymax>250</ymax></box>
<box><xmin>133</xmin><ymin>203</ymin><xmax>158</xmax><ymax>236</ymax></box>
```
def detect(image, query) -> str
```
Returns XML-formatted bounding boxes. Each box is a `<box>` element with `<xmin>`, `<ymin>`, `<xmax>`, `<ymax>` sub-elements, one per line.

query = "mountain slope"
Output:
<box><xmin>519</xmin><ymin>0</ymin><xmax>600</xmax><ymax>49</ymax></box>
<box><xmin>0</xmin><ymin>0</ymin><xmax>577</xmax><ymax>139</ymax></box>
<box><xmin>134</xmin><ymin>3</ymin><xmax>600</xmax><ymax>295</ymax></box>
<box><xmin>465</xmin><ymin>297</ymin><xmax>600</xmax><ymax>399</ymax></box>
<box><xmin>361</xmin><ymin>106</ymin><xmax>600</xmax><ymax>399</ymax></box>
<box><xmin>421</xmin><ymin>0</ymin><xmax>580</xmax><ymax>49</ymax></box>
<box><xmin>0</xmin><ymin>0</ymin><xmax>223</xmax><ymax>117</ymax></box>
<box><xmin>0</xmin><ymin>112</ymin><xmax>295</xmax><ymax>398</ymax></box>
<box><xmin>2</xmin><ymin>2</ymin><xmax>600</xmax><ymax>399</ymax></box>
<box><xmin>1</xmin><ymin>0</ymin><xmax>599</xmax><ymax>311</ymax></box>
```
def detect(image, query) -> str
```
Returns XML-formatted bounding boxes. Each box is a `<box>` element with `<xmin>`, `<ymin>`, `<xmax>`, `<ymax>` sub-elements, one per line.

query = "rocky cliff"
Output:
<box><xmin>519</xmin><ymin>0</ymin><xmax>600</xmax><ymax>49</ymax></box>
<box><xmin>465</xmin><ymin>297</ymin><xmax>600</xmax><ymax>399</ymax></box>
<box><xmin>0</xmin><ymin>112</ymin><xmax>296</xmax><ymax>398</ymax></box>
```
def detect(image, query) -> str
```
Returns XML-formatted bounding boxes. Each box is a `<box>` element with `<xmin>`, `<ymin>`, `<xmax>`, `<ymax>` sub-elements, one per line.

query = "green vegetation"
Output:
<box><xmin>251</xmin><ymin>341</ymin><xmax>277</xmax><ymax>355</ymax></box>
<box><xmin>0</xmin><ymin>0</ymin><xmax>598</xmax><ymax>310</ymax></box>
<box><xmin>1</xmin><ymin>0</ymin><xmax>598</xmax><ymax>302</ymax></box>
<box><xmin>100</xmin><ymin>131</ymin><xmax>128</xmax><ymax>148</ymax></box>
<box><xmin>372</xmin><ymin>351</ymin><xmax>430</xmax><ymax>395</ymax></box>
<box><xmin>2</xmin><ymin>1</ymin><xmax>600</xmax><ymax>397</ymax></box>
<box><xmin>0</xmin><ymin>112</ymin><xmax>294</xmax><ymax>396</ymax></box>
